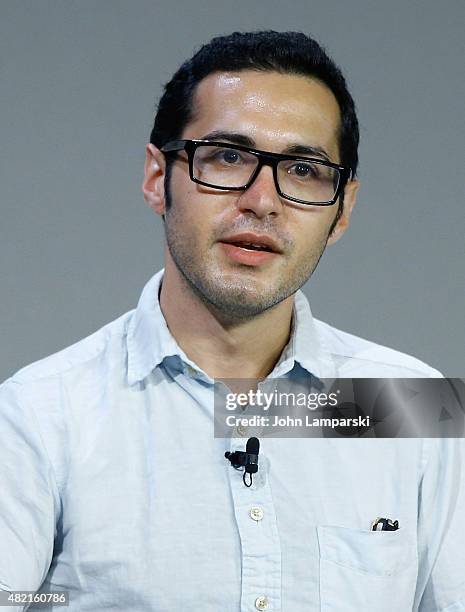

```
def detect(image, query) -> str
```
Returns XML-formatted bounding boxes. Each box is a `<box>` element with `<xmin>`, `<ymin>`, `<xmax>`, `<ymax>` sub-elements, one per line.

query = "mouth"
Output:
<box><xmin>223</xmin><ymin>242</ymin><xmax>273</xmax><ymax>252</ymax></box>
<box><xmin>219</xmin><ymin>232</ymin><xmax>282</xmax><ymax>253</ymax></box>
<box><xmin>218</xmin><ymin>232</ymin><xmax>282</xmax><ymax>266</ymax></box>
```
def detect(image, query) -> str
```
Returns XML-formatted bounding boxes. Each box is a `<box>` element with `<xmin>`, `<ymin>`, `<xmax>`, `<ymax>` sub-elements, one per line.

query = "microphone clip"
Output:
<box><xmin>225</xmin><ymin>437</ymin><xmax>260</xmax><ymax>487</ymax></box>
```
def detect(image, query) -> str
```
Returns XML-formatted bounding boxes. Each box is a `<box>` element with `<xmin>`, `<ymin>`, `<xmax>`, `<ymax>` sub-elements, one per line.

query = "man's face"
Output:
<box><xmin>144</xmin><ymin>70</ymin><xmax>358</xmax><ymax>320</ymax></box>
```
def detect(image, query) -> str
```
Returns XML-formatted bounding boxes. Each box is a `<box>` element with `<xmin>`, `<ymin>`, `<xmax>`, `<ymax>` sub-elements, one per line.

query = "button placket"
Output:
<box><xmin>226</xmin><ymin>449</ymin><xmax>281</xmax><ymax>612</ymax></box>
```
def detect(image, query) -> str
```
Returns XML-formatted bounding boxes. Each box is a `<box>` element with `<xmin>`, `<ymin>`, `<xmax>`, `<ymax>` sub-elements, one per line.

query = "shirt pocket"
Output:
<box><xmin>317</xmin><ymin>525</ymin><xmax>418</xmax><ymax>612</ymax></box>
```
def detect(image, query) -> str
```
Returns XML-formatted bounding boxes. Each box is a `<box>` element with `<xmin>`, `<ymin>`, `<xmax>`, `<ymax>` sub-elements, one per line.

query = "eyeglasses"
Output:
<box><xmin>161</xmin><ymin>139</ymin><xmax>353</xmax><ymax>206</ymax></box>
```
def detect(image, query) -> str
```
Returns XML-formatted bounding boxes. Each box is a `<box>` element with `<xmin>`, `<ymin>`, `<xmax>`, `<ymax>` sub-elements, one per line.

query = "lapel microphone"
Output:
<box><xmin>225</xmin><ymin>437</ymin><xmax>260</xmax><ymax>487</ymax></box>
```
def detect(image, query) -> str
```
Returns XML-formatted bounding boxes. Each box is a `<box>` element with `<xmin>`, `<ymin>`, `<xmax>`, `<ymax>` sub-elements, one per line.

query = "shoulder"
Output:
<box><xmin>0</xmin><ymin>309</ymin><xmax>136</xmax><ymax>496</ymax></box>
<box><xmin>313</xmin><ymin>318</ymin><xmax>442</xmax><ymax>378</ymax></box>
<box><xmin>5</xmin><ymin>309</ymin><xmax>134</xmax><ymax>387</ymax></box>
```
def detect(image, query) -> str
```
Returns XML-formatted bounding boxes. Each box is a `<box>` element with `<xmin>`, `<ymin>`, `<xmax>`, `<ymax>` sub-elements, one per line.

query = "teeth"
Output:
<box><xmin>234</xmin><ymin>243</ymin><xmax>269</xmax><ymax>251</ymax></box>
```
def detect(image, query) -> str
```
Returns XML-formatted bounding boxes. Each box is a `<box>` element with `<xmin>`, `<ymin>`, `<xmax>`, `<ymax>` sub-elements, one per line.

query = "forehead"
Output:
<box><xmin>184</xmin><ymin>70</ymin><xmax>342</xmax><ymax>160</ymax></box>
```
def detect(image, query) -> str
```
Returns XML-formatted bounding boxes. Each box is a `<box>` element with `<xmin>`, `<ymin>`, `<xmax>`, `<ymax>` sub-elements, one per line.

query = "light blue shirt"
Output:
<box><xmin>1</xmin><ymin>269</ymin><xmax>464</xmax><ymax>611</ymax></box>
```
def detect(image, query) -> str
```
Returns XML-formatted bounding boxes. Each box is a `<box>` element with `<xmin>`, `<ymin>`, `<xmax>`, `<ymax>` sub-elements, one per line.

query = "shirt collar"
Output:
<box><xmin>269</xmin><ymin>288</ymin><xmax>336</xmax><ymax>380</ymax></box>
<box><xmin>127</xmin><ymin>269</ymin><xmax>182</xmax><ymax>385</ymax></box>
<box><xmin>126</xmin><ymin>269</ymin><xmax>335</xmax><ymax>385</ymax></box>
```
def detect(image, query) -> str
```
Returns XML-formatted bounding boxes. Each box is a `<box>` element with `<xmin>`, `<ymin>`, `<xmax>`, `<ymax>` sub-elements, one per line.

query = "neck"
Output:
<box><xmin>159</xmin><ymin>258</ymin><xmax>294</xmax><ymax>379</ymax></box>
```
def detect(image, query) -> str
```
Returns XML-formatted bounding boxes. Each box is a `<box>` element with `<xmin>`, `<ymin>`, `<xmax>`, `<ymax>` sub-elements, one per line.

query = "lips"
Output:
<box><xmin>219</xmin><ymin>232</ymin><xmax>282</xmax><ymax>253</ymax></box>
<box><xmin>218</xmin><ymin>232</ymin><xmax>282</xmax><ymax>266</ymax></box>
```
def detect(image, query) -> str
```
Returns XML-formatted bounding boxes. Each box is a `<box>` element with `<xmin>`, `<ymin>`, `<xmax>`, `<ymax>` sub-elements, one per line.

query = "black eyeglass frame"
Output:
<box><xmin>161</xmin><ymin>139</ymin><xmax>353</xmax><ymax>206</ymax></box>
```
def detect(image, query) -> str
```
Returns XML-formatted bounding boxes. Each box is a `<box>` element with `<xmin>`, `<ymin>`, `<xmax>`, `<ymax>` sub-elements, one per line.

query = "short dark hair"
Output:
<box><xmin>150</xmin><ymin>31</ymin><xmax>359</xmax><ymax>226</ymax></box>
<box><xmin>150</xmin><ymin>30</ymin><xmax>359</xmax><ymax>175</ymax></box>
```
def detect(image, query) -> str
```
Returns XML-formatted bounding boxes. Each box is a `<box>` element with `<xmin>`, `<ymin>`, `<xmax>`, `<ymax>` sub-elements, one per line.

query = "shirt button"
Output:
<box><xmin>237</xmin><ymin>424</ymin><xmax>248</xmax><ymax>436</ymax></box>
<box><xmin>250</xmin><ymin>506</ymin><xmax>264</xmax><ymax>521</ymax></box>
<box><xmin>255</xmin><ymin>595</ymin><xmax>269</xmax><ymax>610</ymax></box>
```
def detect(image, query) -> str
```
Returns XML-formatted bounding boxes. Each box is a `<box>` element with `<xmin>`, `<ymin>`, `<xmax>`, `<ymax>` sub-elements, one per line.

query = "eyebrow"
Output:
<box><xmin>200</xmin><ymin>130</ymin><xmax>332</xmax><ymax>161</ymax></box>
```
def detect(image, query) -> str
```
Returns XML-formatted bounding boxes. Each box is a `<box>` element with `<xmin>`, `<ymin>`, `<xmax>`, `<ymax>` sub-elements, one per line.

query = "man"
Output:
<box><xmin>0</xmin><ymin>31</ymin><xmax>464</xmax><ymax>612</ymax></box>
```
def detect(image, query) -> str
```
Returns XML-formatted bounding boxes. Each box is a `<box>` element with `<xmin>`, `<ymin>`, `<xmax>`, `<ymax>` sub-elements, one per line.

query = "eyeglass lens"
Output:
<box><xmin>193</xmin><ymin>145</ymin><xmax>340</xmax><ymax>203</ymax></box>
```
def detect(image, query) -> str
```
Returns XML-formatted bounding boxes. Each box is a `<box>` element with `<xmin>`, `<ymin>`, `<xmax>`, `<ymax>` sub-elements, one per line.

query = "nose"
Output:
<box><xmin>236</xmin><ymin>164</ymin><xmax>282</xmax><ymax>218</ymax></box>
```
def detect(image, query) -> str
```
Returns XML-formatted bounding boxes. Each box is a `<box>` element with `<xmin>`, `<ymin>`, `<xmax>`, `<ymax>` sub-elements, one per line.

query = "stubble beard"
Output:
<box><xmin>163</xmin><ymin>184</ymin><xmax>333</xmax><ymax>322</ymax></box>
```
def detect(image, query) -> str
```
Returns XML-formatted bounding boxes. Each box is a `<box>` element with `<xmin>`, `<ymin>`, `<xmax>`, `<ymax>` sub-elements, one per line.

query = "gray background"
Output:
<box><xmin>1</xmin><ymin>0</ymin><xmax>464</xmax><ymax>381</ymax></box>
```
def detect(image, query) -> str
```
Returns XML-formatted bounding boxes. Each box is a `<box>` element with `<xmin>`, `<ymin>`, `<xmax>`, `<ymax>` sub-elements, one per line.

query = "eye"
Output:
<box><xmin>217</xmin><ymin>148</ymin><xmax>242</xmax><ymax>164</ymax></box>
<box><xmin>287</xmin><ymin>162</ymin><xmax>318</xmax><ymax>179</ymax></box>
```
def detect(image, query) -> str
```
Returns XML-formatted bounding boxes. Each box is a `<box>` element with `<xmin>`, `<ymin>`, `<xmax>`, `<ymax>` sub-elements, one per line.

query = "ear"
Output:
<box><xmin>142</xmin><ymin>143</ymin><xmax>167</xmax><ymax>215</ymax></box>
<box><xmin>326</xmin><ymin>179</ymin><xmax>360</xmax><ymax>246</ymax></box>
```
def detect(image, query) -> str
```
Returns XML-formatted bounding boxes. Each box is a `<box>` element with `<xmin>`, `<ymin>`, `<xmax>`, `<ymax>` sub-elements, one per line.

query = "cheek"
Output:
<box><xmin>284</xmin><ymin>214</ymin><xmax>335</xmax><ymax>270</ymax></box>
<box><xmin>290</xmin><ymin>209</ymin><xmax>336</xmax><ymax>244</ymax></box>
<box><xmin>170</xmin><ymin>185</ymin><xmax>239</xmax><ymax>238</ymax></box>
<box><xmin>166</xmin><ymin>190</ymin><xmax>217</xmax><ymax>249</ymax></box>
